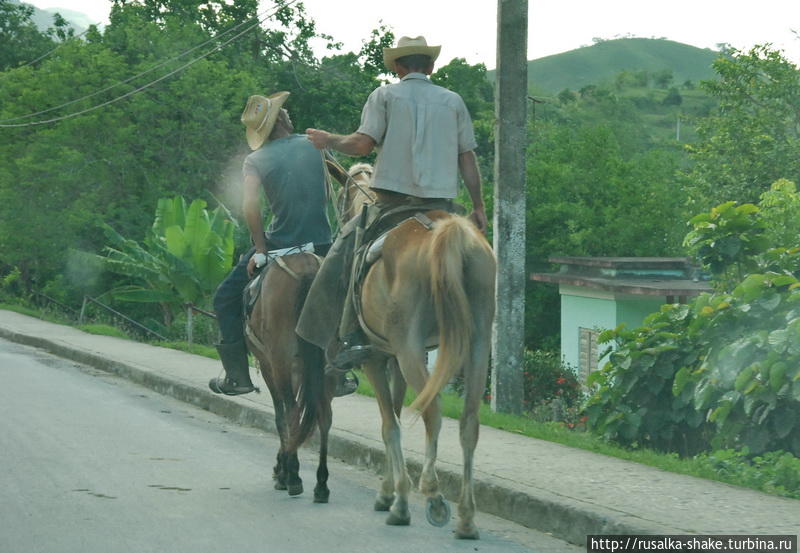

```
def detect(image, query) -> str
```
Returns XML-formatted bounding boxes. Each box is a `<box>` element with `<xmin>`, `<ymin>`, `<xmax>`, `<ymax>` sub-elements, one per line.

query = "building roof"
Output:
<box><xmin>531</xmin><ymin>256</ymin><xmax>712</xmax><ymax>297</ymax></box>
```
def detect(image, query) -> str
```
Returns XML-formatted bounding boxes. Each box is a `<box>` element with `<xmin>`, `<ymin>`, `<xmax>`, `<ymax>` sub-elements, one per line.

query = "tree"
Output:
<box><xmin>525</xmin><ymin>95</ymin><xmax>688</xmax><ymax>348</ymax></box>
<box><xmin>0</xmin><ymin>0</ymin><xmax>64</xmax><ymax>71</ymax></box>
<box><xmin>662</xmin><ymin>87</ymin><xmax>682</xmax><ymax>106</ymax></box>
<box><xmin>687</xmin><ymin>45</ymin><xmax>800</xmax><ymax>208</ymax></box>
<box><xmin>653</xmin><ymin>68</ymin><xmax>673</xmax><ymax>88</ymax></box>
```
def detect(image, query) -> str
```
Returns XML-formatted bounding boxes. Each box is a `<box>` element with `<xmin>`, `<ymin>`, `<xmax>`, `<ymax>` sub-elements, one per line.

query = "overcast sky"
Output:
<box><xmin>27</xmin><ymin>0</ymin><xmax>800</xmax><ymax>67</ymax></box>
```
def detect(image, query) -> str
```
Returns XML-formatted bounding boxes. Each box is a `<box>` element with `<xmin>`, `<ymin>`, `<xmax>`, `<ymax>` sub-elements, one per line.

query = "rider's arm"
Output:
<box><xmin>458</xmin><ymin>150</ymin><xmax>487</xmax><ymax>234</ymax></box>
<box><xmin>306</xmin><ymin>129</ymin><xmax>376</xmax><ymax>157</ymax></box>
<box><xmin>243</xmin><ymin>173</ymin><xmax>268</xmax><ymax>254</ymax></box>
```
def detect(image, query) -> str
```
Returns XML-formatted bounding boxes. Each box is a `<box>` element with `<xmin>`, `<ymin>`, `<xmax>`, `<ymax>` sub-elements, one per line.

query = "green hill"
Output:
<box><xmin>491</xmin><ymin>38</ymin><xmax>722</xmax><ymax>94</ymax></box>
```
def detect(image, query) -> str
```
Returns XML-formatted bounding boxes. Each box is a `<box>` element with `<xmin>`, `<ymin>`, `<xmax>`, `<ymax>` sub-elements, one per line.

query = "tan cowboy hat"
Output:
<box><xmin>241</xmin><ymin>91</ymin><xmax>290</xmax><ymax>150</ymax></box>
<box><xmin>383</xmin><ymin>36</ymin><xmax>441</xmax><ymax>72</ymax></box>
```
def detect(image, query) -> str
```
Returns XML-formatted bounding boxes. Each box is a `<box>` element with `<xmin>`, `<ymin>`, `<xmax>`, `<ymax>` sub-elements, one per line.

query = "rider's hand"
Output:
<box><xmin>306</xmin><ymin>128</ymin><xmax>330</xmax><ymax>150</ymax></box>
<box><xmin>247</xmin><ymin>252</ymin><xmax>267</xmax><ymax>279</ymax></box>
<box><xmin>469</xmin><ymin>207</ymin><xmax>488</xmax><ymax>235</ymax></box>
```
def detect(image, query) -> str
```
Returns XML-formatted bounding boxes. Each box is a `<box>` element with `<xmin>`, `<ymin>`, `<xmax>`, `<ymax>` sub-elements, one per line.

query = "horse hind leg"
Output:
<box><xmin>397</xmin><ymin>350</ymin><xmax>450</xmax><ymax>528</ymax></box>
<box><xmin>419</xmin><ymin>394</ymin><xmax>451</xmax><ymax>528</ymax></box>
<box><xmin>454</xmin><ymin>335</ymin><xmax>491</xmax><ymax>539</ymax></box>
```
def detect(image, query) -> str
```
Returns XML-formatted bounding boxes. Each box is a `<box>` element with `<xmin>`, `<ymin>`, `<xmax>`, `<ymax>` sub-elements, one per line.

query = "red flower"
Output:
<box><xmin>556</xmin><ymin>377</ymin><xmax>566</xmax><ymax>385</ymax></box>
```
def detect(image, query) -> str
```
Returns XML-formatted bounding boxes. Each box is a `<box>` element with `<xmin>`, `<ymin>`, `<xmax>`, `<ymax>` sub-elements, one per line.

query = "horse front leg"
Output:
<box><xmin>261</xmin><ymin>363</ymin><xmax>289</xmax><ymax>491</ymax></box>
<box><xmin>365</xmin><ymin>358</ymin><xmax>411</xmax><ymax>525</ymax></box>
<box><xmin>313</xmin><ymin>385</ymin><xmax>333</xmax><ymax>503</ymax></box>
<box><xmin>271</xmin><ymin>399</ymin><xmax>288</xmax><ymax>490</ymax></box>
<box><xmin>373</xmin><ymin>358</ymin><xmax>406</xmax><ymax>511</ymax></box>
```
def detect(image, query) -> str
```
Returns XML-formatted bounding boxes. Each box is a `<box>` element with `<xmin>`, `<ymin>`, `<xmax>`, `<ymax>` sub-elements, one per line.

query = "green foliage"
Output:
<box><xmin>758</xmin><ymin>179</ymin><xmax>800</xmax><ymax>248</ymax></box>
<box><xmin>98</xmin><ymin>197</ymin><xmax>236</xmax><ymax>324</ymax></box>
<box><xmin>692</xmin><ymin>449</ymin><xmax>800</xmax><ymax>499</ymax></box>
<box><xmin>585</xmin><ymin>304</ymin><xmax>712</xmax><ymax>456</ymax></box>
<box><xmin>526</xmin><ymin>97</ymin><xmax>689</xmax><ymax>346</ymax></box>
<box><xmin>684</xmin><ymin>202</ymin><xmax>768</xmax><ymax>285</ymax></box>
<box><xmin>0</xmin><ymin>0</ymin><xmax>387</xmax><ymax>305</ymax></box>
<box><xmin>0</xmin><ymin>0</ymin><xmax>75</xmax><ymax>71</ymax></box>
<box><xmin>688</xmin><ymin>45</ymin><xmax>800</xmax><ymax>207</ymax></box>
<box><xmin>662</xmin><ymin>87</ymin><xmax>682</xmax><ymax>106</ymax></box>
<box><xmin>680</xmin><ymin>269</ymin><xmax>800</xmax><ymax>456</ymax></box>
<box><xmin>587</xmin><ymin>191</ymin><xmax>800</xmax><ymax>457</ymax></box>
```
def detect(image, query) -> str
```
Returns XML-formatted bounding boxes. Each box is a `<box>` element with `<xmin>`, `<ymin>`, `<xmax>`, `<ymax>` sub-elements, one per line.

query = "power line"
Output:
<box><xmin>0</xmin><ymin>11</ymin><xmax>269</xmax><ymax>123</ymax></box>
<box><xmin>0</xmin><ymin>1</ymin><xmax>297</xmax><ymax>128</ymax></box>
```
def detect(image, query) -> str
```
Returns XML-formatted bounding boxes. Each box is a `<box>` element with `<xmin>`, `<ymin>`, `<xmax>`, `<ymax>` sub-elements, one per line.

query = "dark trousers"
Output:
<box><xmin>213</xmin><ymin>247</ymin><xmax>257</xmax><ymax>345</ymax></box>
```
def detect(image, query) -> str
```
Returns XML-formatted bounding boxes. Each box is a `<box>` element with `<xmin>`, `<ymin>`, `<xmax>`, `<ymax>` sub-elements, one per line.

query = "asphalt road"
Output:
<box><xmin>0</xmin><ymin>338</ymin><xmax>580</xmax><ymax>553</ymax></box>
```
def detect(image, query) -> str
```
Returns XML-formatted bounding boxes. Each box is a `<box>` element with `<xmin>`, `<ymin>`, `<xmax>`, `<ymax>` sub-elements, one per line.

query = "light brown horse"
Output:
<box><xmin>245</xmin><ymin>252</ymin><xmax>335</xmax><ymax>503</ymax></box>
<box><xmin>333</xmin><ymin>164</ymin><xmax>497</xmax><ymax>539</ymax></box>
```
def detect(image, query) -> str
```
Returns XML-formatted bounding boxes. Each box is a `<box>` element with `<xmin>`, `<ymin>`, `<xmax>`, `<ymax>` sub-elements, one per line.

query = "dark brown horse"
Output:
<box><xmin>333</xmin><ymin>164</ymin><xmax>497</xmax><ymax>539</ymax></box>
<box><xmin>245</xmin><ymin>252</ymin><xmax>335</xmax><ymax>502</ymax></box>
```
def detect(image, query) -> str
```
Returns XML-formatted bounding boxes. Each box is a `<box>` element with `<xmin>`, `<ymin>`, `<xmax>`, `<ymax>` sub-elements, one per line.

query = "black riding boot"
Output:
<box><xmin>209</xmin><ymin>341</ymin><xmax>256</xmax><ymax>395</ymax></box>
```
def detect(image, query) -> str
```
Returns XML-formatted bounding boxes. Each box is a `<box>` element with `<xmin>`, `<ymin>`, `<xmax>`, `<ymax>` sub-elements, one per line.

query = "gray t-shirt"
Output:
<box><xmin>243</xmin><ymin>134</ymin><xmax>331</xmax><ymax>249</ymax></box>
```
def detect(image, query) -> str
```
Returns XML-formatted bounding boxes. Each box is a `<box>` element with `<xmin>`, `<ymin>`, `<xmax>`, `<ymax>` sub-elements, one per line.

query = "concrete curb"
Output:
<box><xmin>1</xmin><ymin>325</ymin><xmax>683</xmax><ymax>544</ymax></box>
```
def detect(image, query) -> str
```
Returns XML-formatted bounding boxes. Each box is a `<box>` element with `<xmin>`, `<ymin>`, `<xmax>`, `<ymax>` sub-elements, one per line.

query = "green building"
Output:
<box><xmin>532</xmin><ymin>257</ymin><xmax>711</xmax><ymax>383</ymax></box>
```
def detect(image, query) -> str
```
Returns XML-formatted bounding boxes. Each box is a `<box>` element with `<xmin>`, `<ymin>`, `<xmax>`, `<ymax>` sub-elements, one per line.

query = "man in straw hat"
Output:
<box><xmin>296</xmin><ymin>35</ymin><xmax>487</xmax><ymax>372</ymax></box>
<box><xmin>209</xmin><ymin>92</ymin><xmax>333</xmax><ymax>396</ymax></box>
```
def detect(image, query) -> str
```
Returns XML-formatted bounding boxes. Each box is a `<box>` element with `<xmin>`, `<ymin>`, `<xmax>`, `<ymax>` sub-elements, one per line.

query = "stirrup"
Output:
<box><xmin>326</xmin><ymin>345</ymin><xmax>373</xmax><ymax>373</ymax></box>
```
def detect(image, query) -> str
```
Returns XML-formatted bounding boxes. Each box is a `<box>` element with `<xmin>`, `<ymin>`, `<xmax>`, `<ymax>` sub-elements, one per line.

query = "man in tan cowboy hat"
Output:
<box><xmin>296</xmin><ymin>35</ymin><xmax>487</xmax><ymax>371</ymax></box>
<box><xmin>209</xmin><ymin>92</ymin><xmax>334</xmax><ymax>395</ymax></box>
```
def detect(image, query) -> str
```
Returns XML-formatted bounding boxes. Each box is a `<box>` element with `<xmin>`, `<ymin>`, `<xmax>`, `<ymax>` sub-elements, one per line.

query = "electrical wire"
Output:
<box><xmin>0</xmin><ymin>0</ymin><xmax>298</xmax><ymax>128</ymax></box>
<box><xmin>0</xmin><ymin>11</ymin><xmax>269</xmax><ymax>123</ymax></box>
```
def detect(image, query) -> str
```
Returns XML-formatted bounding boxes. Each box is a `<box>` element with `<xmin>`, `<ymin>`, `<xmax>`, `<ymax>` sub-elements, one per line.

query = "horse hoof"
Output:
<box><xmin>287</xmin><ymin>483</ymin><xmax>303</xmax><ymax>496</ymax></box>
<box><xmin>374</xmin><ymin>495</ymin><xmax>393</xmax><ymax>512</ymax></box>
<box><xmin>454</xmin><ymin>523</ymin><xmax>480</xmax><ymax>540</ymax></box>
<box><xmin>385</xmin><ymin>511</ymin><xmax>410</xmax><ymax>526</ymax></box>
<box><xmin>313</xmin><ymin>487</ymin><xmax>330</xmax><ymax>503</ymax></box>
<box><xmin>425</xmin><ymin>496</ymin><xmax>451</xmax><ymax>527</ymax></box>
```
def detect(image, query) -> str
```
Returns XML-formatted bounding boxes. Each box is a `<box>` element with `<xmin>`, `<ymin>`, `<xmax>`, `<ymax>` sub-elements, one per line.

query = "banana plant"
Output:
<box><xmin>99</xmin><ymin>197</ymin><xmax>236</xmax><ymax>325</ymax></box>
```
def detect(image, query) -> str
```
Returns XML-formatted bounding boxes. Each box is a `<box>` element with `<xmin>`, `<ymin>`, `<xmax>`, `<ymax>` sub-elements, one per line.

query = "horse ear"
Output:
<box><xmin>325</xmin><ymin>159</ymin><xmax>349</xmax><ymax>187</ymax></box>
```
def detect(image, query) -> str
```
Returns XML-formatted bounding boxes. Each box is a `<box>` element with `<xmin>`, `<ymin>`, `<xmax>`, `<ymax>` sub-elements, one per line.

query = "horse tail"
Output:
<box><xmin>289</xmin><ymin>262</ymin><xmax>326</xmax><ymax>451</ymax></box>
<box><xmin>410</xmin><ymin>217</ymin><xmax>475</xmax><ymax>414</ymax></box>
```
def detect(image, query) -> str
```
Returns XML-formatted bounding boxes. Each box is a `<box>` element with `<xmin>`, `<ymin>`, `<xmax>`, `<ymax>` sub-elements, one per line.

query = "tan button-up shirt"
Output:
<box><xmin>356</xmin><ymin>73</ymin><xmax>477</xmax><ymax>199</ymax></box>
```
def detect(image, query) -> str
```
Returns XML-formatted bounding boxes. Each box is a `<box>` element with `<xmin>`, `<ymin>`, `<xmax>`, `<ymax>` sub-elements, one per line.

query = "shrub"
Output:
<box><xmin>585</xmin><ymin>304</ymin><xmax>712</xmax><ymax>456</ymax></box>
<box><xmin>587</xmin><ymin>183</ymin><xmax>800</xmax><ymax>456</ymax></box>
<box><xmin>522</xmin><ymin>349</ymin><xmax>582</xmax><ymax>417</ymax></box>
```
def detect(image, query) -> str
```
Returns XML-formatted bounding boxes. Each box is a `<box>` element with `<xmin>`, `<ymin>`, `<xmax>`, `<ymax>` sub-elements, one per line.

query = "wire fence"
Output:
<box><xmin>29</xmin><ymin>290</ymin><xmax>217</xmax><ymax>346</ymax></box>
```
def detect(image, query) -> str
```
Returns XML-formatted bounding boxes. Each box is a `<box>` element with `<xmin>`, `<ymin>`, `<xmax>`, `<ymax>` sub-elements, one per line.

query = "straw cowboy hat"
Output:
<box><xmin>383</xmin><ymin>36</ymin><xmax>441</xmax><ymax>72</ymax></box>
<box><xmin>241</xmin><ymin>91</ymin><xmax>290</xmax><ymax>150</ymax></box>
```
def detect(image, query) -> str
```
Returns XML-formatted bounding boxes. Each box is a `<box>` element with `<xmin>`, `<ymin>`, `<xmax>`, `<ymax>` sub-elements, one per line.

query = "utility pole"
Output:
<box><xmin>492</xmin><ymin>0</ymin><xmax>528</xmax><ymax>414</ymax></box>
